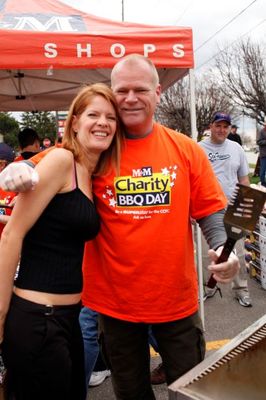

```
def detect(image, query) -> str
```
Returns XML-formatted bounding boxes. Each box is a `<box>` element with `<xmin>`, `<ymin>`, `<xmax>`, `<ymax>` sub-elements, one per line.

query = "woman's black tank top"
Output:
<box><xmin>15</xmin><ymin>162</ymin><xmax>100</xmax><ymax>294</ymax></box>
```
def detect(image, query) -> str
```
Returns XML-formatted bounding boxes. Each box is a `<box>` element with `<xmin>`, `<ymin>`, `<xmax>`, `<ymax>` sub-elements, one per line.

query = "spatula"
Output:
<box><xmin>206</xmin><ymin>183</ymin><xmax>266</xmax><ymax>289</ymax></box>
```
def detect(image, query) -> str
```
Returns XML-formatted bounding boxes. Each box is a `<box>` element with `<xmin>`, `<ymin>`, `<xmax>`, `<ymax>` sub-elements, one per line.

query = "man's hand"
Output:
<box><xmin>0</xmin><ymin>162</ymin><xmax>39</xmax><ymax>192</ymax></box>
<box><xmin>207</xmin><ymin>246</ymin><xmax>240</xmax><ymax>283</ymax></box>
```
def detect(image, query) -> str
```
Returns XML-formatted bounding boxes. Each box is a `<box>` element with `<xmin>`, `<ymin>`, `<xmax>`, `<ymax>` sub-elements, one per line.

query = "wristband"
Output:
<box><xmin>21</xmin><ymin>160</ymin><xmax>35</xmax><ymax>168</ymax></box>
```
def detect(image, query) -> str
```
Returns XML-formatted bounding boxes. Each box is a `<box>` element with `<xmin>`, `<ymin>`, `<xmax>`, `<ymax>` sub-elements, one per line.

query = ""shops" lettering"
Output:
<box><xmin>44</xmin><ymin>43</ymin><xmax>185</xmax><ymax>59</ymax></box>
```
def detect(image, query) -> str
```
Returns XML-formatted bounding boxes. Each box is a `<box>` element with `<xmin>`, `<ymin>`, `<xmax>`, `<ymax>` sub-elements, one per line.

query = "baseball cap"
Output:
<box><xmin>231</xmin><ymin>124</ymin><xmax>238</xmax><ymax>129</ymax></box>
<box><xmin>0</xmin><ymin>143</ymin><xmax>15</xmax><ymax>163</ymax></box>
<box><xmin>212</xmin><ymin>112</ymin><xmax>231</xmax><ymax>124</ymax></box>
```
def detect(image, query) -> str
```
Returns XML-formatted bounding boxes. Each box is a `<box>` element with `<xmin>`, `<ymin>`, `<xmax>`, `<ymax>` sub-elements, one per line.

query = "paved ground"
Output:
<box><xmin>86</xmin><ymin>274</ymin><xmax>265</xmax><ymax>399</ymax></box>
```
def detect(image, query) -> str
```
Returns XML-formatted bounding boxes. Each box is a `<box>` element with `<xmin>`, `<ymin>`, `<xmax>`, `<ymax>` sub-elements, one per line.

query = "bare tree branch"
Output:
<box><xmin>215</xmin><ymin>39</ymin><xmax>266</xmax><ymax>124</ymax></box>
<box><xmin>155</xmin><ymin>74</ymin><xmax>236</xmax><ymax>139</ymax></box>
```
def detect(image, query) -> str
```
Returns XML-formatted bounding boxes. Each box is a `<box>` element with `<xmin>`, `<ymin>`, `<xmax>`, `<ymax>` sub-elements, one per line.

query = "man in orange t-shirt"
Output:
<box><xmin>0</xmin><ymin>55</ymin><xmax>240</xmax><ymax>399</ymax></box>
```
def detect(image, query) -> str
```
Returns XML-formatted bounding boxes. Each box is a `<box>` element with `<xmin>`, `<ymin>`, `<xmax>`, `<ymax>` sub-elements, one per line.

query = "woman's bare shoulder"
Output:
<box><xmin>37</xmin><ymin>147</ymin><xmax>74</xmax><ymax>168</ymax></box>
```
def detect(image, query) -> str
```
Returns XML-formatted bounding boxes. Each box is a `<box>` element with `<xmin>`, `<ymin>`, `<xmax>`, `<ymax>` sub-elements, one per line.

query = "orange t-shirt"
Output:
<box><xmin>82</xmin><ymin>124</ymin><xmax>226</xmax><ymax>322</ymax></box>
<box><xmin>30</xmin><ymin>125</ymin><xmax>227</xmax><ymax>322</ymax></box>
<box><xmin>27</xmin><ymin>145</ymin><xmax>60</xmax><ymax>164</ymax></box>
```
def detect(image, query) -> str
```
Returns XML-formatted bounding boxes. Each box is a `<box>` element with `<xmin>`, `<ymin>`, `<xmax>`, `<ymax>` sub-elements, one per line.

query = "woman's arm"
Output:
<box><xmin>0</xmin><ymin>148</ymin><xmax>73</xmax><ymax>343</ymax></box>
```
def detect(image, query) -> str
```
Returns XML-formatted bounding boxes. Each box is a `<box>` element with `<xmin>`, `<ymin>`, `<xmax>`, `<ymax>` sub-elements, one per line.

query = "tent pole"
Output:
<box><xmin>189</xmin><ymin>69</ymin><xmax>197</xmax><ymax>141</ymax></box>
<box><xmin>189</xmin><ymin>69</ymin><xmax>205</xmax><ymax>330</ymax></box>
<box><xmin>121</xmin><ymin>0</ymin><xmax>124</xmax><ymax>21</ymax></box>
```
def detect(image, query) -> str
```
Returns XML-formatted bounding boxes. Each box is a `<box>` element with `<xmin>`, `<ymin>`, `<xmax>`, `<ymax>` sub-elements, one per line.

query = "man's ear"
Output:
<box><xmin>156</xmin><ymin>84</ymin><xmax>161</xmax><ymax>104</ymax></box>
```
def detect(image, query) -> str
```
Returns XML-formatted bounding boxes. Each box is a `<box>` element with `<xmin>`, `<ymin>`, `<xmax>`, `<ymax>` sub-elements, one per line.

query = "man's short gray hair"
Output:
<box><xmin>111</xmin><ymin>54</ymin><xmax>159</xmax><ymax>87</ymax></box>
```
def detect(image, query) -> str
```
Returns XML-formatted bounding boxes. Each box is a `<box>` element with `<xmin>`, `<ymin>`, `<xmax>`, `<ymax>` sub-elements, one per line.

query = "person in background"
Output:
<box><xmin>256</xmin><ymin>117</ymin><xmax>266</xmax><ymax>187</ymax></box>
<box><xmin>0</xmin><ymin>55</ymin><xmax>240</xmax><ymax>400</ymax></box>
<box><xmin>199</xmin><ymin>112</ymin><xmax>252</xmax><ymax>307</ymax></box>
<box><xmin>89</xmin><ymin>351</ymin><xmax>111</xmax><ymax>387</ymax></box>
<box><xmin>227</xmin><ymin>124</ymin><xmax>242</xmax><ymax>146</ymax></box>
<box><xmin>0</xmin><ymin>83</ymin><xmax>123</xmax><ymax>400</ymax></box>
<box><xmin>14</xmin><ymin>127</ymin><xmax>41</xmax><ymax>161</ymax></box>
<box><xmin>79</xmin><ymin>306</ymin><xmax>111</xmax><ymax>390</ymax></box>
<box><xmin>0</xmin><ymin>143</ymin><xmax>16</xmax><ymax>235</ymax></box>
<box><xmin>41</xmin><ymin>136</ymin><xmax>52</xmax><ymax>150</ymax></box>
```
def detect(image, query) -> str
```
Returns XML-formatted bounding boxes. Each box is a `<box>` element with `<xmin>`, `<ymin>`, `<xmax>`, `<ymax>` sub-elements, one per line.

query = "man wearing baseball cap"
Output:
<box><xmin>0</xmin><ymin>143</ymin><xmax>15</xmax><ymax>166</ymax></box>
<box><xmin>211</xmin><ymin>112</ymin><xmax>231</xmax><ymax>125</ymax></box>
<box><xmin>199</xmin><ymin>112</ymin><xmax>252</xmax><ymax>307</ymax></box>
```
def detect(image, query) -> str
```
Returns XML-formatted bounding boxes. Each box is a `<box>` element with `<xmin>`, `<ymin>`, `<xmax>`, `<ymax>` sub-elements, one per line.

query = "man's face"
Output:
<box><xmin>210</xmin><ymin>121</ymin><xmax>231</xmax><ymax>144</ymax></box>
<box><xmin>111</xmin><ymin>60</ymin><xmax>161</xmax><ymax>137</ymax></box>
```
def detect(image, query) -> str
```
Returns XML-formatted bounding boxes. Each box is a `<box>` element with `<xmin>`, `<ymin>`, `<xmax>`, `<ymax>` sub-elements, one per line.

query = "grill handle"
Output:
<box><xmin>206</xmin><ymin>237</ymin><xmax>236</xmax><ymax>289</ymax></box>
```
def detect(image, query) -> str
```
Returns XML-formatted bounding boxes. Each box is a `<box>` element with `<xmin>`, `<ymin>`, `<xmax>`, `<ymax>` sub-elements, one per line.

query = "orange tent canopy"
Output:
<box><xmin>0</xmin><ymin>0</ymin><xmax>194</xmax><ymax>111</ymax></box>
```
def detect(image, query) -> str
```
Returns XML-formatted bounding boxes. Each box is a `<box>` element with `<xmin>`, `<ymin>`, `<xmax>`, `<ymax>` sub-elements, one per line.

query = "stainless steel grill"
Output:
<box><xmin>168</xmin><ymin>314</ymin><xmax>266</xmax><ymax>400</ymax></box>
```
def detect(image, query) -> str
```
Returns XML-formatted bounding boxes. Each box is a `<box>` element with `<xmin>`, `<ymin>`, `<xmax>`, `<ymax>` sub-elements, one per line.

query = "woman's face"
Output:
<box><xmin>72</xmin><ymin>95</ymin><xmax>117</xmax><ymax>154</ymax></box>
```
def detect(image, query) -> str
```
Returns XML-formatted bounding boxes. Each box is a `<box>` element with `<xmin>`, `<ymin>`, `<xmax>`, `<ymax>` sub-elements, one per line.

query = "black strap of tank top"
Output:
<box><xmin>73</xmin><ymin>160</ymin><xmax>78</xmax><ymax>188</ymax></box>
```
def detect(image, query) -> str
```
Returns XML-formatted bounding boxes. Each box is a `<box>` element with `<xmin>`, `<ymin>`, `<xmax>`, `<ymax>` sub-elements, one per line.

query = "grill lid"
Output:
<box><xmin>169</xmin><ymin>314</ymin><xmax>266</xmax><ymax>400</ymax></box>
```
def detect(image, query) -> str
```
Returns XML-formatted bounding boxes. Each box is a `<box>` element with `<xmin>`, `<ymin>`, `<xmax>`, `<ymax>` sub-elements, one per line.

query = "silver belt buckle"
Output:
<box><xmin>44</xmin><ymin>305</ymin><xmax>54</xmax><ymax>316</ymax></box>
